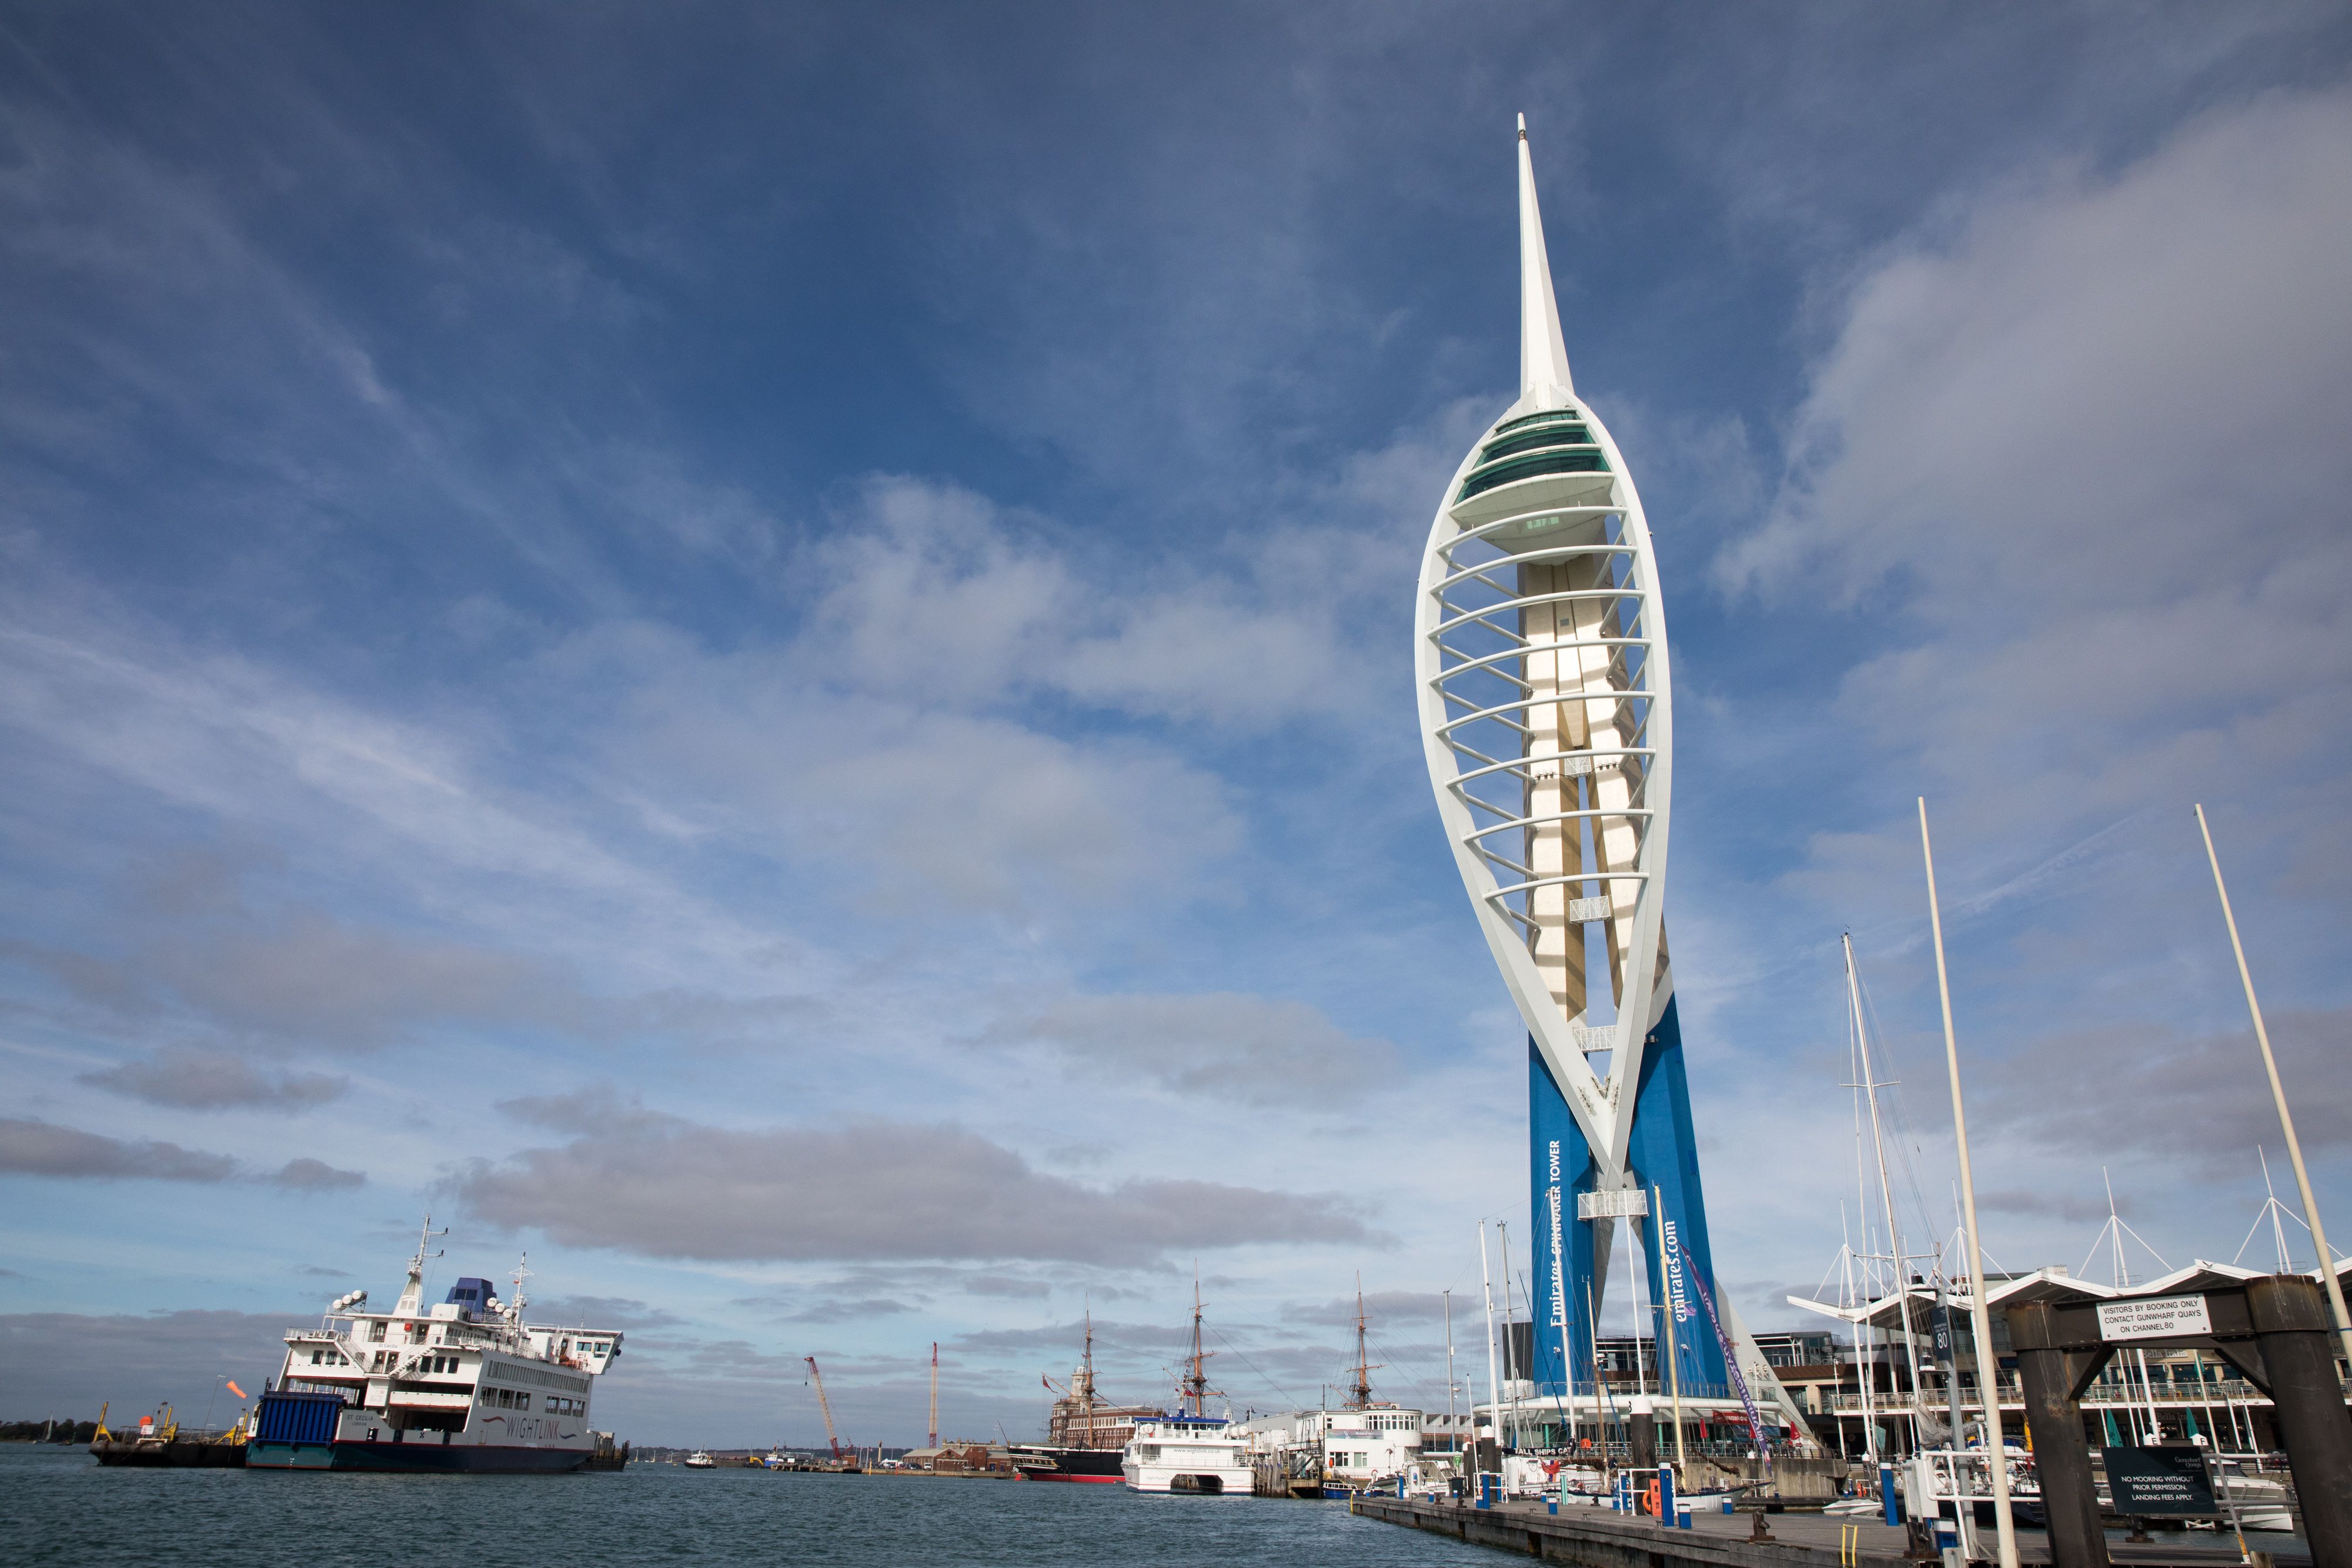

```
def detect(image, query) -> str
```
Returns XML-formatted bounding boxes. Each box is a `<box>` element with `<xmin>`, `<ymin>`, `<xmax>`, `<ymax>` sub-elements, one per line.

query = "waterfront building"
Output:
<box><xmin>1235</xmin><ymin>1406</ymin><xmax>1428</xmax><ymax>1487</ymax></box>
<box><xmin>1790</xmin><ymin>1259</ymin><xmax>2352</xmax><ymax>1457</ymax></box>
<box><xmin>1414</xmin><ymin>119</ymin><xmax>1808</xmax><ymax>1446</ymax></box>
<box><xmin>1044</xmin><ymin>1393</ymin><xmax>1155</xmax><ymax>1452</ymax></box>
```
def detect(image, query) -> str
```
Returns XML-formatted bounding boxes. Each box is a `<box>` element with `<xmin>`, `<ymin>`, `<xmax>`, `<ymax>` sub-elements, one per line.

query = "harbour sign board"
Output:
<box><xmin>2100</xmin><ymin>1447</ymin><xmax>2218</xmax><ymax>1516</ymax></box>
<box><xmin>2094</xmin><ymin>1295</ymin><xmax>2210</xmax><ymax>1343</ymax></box>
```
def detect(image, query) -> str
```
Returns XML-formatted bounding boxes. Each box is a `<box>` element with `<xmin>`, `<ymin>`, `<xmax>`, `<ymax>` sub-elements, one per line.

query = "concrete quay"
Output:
<box><xmin>1347</xmin><ymin>1497</ymin><xmax>2309</xmax><ymax>1568</ymax></box>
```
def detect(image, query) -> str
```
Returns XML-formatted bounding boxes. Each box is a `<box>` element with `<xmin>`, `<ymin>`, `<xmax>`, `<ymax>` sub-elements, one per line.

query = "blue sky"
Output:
<box><xmin>4</xmin><ymin>3</ymin><xmax>2350</xmax><ymax>1447</ymax></box>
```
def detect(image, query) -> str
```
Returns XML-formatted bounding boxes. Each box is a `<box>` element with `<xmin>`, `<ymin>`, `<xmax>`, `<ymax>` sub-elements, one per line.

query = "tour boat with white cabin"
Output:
<box><xmin>249</xmin><ymin>1221</ymin><xmax>624</xmax><ymax>1472</ymax></box>
<box><xmin>1121</xmin><ymin>1413</ymin><xmax>1254</xmax><ymax>1495</ymax></box>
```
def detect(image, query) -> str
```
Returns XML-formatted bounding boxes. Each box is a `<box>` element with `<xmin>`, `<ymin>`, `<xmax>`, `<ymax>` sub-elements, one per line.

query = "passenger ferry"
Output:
<box><xmin>249</xmin><ymin>1222</ymin><xmax>623</xmax><ymax>1473</ymax></box>
<box><xmin>1121</xmin><ymin>1414</ymin><xmax>1253</xmax><ymax>1495</ymax></box>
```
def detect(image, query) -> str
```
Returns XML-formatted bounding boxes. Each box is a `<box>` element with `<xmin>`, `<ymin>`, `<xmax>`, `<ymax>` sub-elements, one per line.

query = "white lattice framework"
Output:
<box><xmin>1415</xmin><ymin>119</ymin><xmax>1673</xmax><ymax>1187</ymax></box>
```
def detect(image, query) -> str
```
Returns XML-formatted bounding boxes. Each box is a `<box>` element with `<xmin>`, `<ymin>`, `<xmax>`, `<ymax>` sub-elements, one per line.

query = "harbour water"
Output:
<box><xmin>0</xmin><ymin>1445</ymin><xmax>1495</xmax><ymax>1566</ymax></box>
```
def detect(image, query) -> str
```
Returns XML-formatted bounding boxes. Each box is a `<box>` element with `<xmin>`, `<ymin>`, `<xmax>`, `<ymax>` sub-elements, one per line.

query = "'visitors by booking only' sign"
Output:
<box><xmin>2094</xmin><ymin>1294</ymin><xmax>2210</xmax><ymax>1342</ymax></box>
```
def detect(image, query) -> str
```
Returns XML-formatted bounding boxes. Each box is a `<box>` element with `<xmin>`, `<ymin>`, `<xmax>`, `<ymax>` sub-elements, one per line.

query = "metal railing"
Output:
<box><xmin>1804</xmin><ymin>1375</ymin><xmax>2347</xmax><ymax>1415</ymax></box>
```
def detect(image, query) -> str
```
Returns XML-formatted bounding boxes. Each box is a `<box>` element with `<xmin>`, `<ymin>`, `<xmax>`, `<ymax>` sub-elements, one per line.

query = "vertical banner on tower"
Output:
<box><xmin>1529</xmin><ymin>1041</ymin><xmax>1593</xmax><ymax>1395</ymax></box>
<box><xmin>1627</xmin><ymin>995</ymin><xmax>1730</xmax><ymax>1395</ymax></box>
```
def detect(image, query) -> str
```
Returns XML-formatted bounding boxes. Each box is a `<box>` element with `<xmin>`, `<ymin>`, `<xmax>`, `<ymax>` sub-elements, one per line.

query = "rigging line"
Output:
<box><xmin>1362</xmin><ymin>1332</ymin><xmax>1448</xmax><ymax>1389</ymax></box>
<box><xmin>1815</xmin><ymin>1233</ymin><xmax>1848</xmax><ymax>1302</ymax></box>
<box><xmin>2114</xmin><ymin>1216</ymin><xmax>2173</xmax><ymax>1275</ymax></box>
<box><xmin>2077</xmin><ymin>1217</ymin><xmax>2119</xmax><ymax>1283</ymax></box>
<box><xmin>1204</xmin><ymin>1326</ymin><xmax>1302</xmax><ymax>1408</ymax></box>
<box><xmin>2232</xmin><ymin>1206</ymin><xmax>2283</xmax><ymax>1270</ymax></box>
<box><xmin>1852</xmin><ymin>959</ymin><xmax>1945</xmax><ymax>1266</ymax></box>
<box><xmin>1362</xmin><ymin>1339</ymin><xmax>1452</xmax><ymax>1409</ymax></box>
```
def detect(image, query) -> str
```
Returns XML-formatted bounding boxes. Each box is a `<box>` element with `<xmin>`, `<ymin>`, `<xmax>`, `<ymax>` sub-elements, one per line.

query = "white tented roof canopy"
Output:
<box><xmin>1787</xmin><ymin>1258</ymin><xmax>2352</xmax><ymax>1333</ymax></box>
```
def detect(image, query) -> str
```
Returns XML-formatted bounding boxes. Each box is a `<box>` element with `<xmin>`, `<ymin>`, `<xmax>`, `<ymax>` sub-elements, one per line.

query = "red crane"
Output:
<box><xmin>805</xmin><ymin>1355</ymin><xmax>851</xmax><ymax>1463</ymax></box>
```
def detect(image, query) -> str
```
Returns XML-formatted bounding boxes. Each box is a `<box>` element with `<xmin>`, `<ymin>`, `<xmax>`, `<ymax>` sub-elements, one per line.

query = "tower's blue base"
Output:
<box><xmin>1529</xmin><ymin>993</ymin><xmax>1729</xmax><ymax>1397</ymax></box>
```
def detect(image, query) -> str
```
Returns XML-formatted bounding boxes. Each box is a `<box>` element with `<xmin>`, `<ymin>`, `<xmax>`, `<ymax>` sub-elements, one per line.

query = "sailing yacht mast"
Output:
<box><xmin>1499</xmin><ymin>1219</ymin><xmax>1518</xmax><ymax>1450</ymax></box>
<box><xmin>1846</xmin><ymin>1030</ymin><xmax>1884</xmax><ymax>1463</ymax></box>
<box><xmin>1842</xmin><ymin>1205</ymin><xmax>1878</xmax><ymax>1463</ymax></box>
<box><xmin>1444</xmin><ymin>1289</ymin><xmax>1457</xmax><ymax>1422</ymax></box>
<box><xmin>1845</xmin><ymin>934</ymin><xmax>1926</xmax><ymax>1443</ymax></box>
<box><xmin>1477</xmin><ymin>1222</ymin><xmax>1496</xmax><ymax>1476</ymax></box>
<box><xmin>2099</xmin><ymin>1170</ymin><xmax>2166</xmax><ymax>1442</ymax></box>
<box><xmin>1478</xmin><ymin>1223</ymin><xmax>1501</xmax><ymax>1452</ymax></box>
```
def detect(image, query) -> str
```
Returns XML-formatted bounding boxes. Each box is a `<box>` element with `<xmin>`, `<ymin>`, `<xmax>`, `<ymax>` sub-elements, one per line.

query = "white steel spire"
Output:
<box><xmin>1417</xmin><ymin>119</ymin><xmax>1670</xmax><ymax>1178</ymax></box>
<box><xmin>1516</xmin><ymin>113</ymin><xmax>1574</xmax><ymax>412</ymax></box>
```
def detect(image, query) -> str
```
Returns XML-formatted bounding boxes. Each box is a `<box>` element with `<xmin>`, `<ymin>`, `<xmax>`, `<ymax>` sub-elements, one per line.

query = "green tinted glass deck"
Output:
<box><xmin>1492</xmin><ymin>409</ymin><xmax>1585</xmax><ymax>437</ymax></box>
<box><xmin>1479</xmin><ymin>424</ymin><xmax>1596</xmax><ymax>464</ymax></box>
<box><xmin>1458</xmin><ymin>445</ymin><xmax>1609</xmax><ymax>503</ymax></box>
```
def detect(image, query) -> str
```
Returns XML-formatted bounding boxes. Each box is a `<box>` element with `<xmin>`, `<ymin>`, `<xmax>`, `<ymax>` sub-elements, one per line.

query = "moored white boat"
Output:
<box><xmin>1121</xmin><ymin>1414</ymin><xmax>1253</xmax><ymax>1495</ymax></box>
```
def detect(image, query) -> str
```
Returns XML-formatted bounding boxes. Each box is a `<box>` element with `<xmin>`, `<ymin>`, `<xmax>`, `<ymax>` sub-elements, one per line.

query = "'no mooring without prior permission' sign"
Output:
<box><xmin>2094</xmin><ymin>1294</ymin><xmax>2211</xmax><ymax>1342</ymax></box>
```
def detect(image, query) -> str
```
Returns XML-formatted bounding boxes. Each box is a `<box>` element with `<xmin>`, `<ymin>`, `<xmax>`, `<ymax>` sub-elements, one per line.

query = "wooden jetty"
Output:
<box><xmin>1347</xmin><ymin>1496</ymin><xmax>2308</xmax><ymax>1567</ymax></box>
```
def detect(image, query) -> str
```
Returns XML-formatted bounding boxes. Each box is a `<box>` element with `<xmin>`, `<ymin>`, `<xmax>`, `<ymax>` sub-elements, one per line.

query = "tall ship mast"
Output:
<box><xmin>1180</xmin><ymin>1271</ymin><xmax>1219</xmax><ymax>1418</ymax></box>
<box><xmin>1013</xmin><ymin>1308</ymin><xmax>1155</xmax><ymax>1483</ymax></box>
<box><xmin>1118</xmin><ymin>1275</ymin><xmax>1247</xmax><ymax>1497</ymax></box>
<box><xmin>1346</xmin><ymin>1276</ymin><xmax>1379</xmax><ymax>1410</ymax></box>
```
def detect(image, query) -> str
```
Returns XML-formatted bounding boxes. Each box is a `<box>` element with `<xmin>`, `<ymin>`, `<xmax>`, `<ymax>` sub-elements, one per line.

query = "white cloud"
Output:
<box><xmin>1669</xmin><ymin>88</ymin><xmax>2352</xmax><ymax>1305</ymax></box>
<box><xmin>1709</xmin><ymin>87</ymin><xmax>2352</xmax><ymax>887</ymax></box>
<box><xmin>796</xmin><ymin>473</ymin><xmax>1401</xmax><ymax>731</ymax></box>
<box><xmin>577</xmin><ymin>622</ymin><xmax>1246</xmax><ymax>917</ymax></box>
<box><xmin>1720</xmin><ymin>89</ymin><xmax>2352</xmax><ymax>636</ymax></box>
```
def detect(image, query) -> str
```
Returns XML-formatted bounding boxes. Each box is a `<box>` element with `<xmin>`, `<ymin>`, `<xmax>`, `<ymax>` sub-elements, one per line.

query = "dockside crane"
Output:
<box><xmin>804</xmin><ymin>1355</ymin><xmax>852</xmax><ymax>1463</ymax></box>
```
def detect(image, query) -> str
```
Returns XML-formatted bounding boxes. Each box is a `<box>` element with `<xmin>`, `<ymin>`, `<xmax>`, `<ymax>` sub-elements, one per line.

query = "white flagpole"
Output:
<box><xmin>1919</xmin><ymin>798</ymin><xmax>2018</xmax><ymax>1568</ymax></box>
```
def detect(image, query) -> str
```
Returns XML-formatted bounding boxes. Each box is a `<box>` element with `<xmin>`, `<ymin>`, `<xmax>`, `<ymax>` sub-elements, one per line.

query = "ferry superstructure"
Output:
<box><xmin>249</xmin><ymin>1222</ymin><xmax>624</xmax><ymax>1473</ymax></box>
<box><xmin>1121</xmin><ymin>1415</ymin><xmax>1252</xmax><ymax>1496</ymax></box>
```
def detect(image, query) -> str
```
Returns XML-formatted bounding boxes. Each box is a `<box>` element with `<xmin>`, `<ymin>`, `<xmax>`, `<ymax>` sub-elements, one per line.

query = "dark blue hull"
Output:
<box><xmin>248</xmin><ymin>1439</ymin><xmax>586</xmax><ymax>1473</ymax></box>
